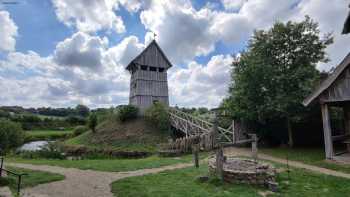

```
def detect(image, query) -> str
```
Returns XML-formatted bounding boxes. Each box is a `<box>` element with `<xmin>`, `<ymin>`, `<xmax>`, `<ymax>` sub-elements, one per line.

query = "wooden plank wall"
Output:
<box><xmin>321</xmin><ymin>67</ymin><xmax>350</xmax><ymax>102</ymax></box>
<box><xmin>133</xmin><ymin>43</ymin><xmax>171</xmax><ymax>68</ymax></box>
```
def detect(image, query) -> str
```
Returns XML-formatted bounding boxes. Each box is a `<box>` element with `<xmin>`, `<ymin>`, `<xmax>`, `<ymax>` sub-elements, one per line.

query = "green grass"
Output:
<box><xmin>261</xmin><ymin>147</ymin><xmax>350</xmax><ymax>174</ymax></box>
<box><xmin>65</xmin><ymin>131</ymin><xmax>161</xmax><ymax>152</ymax></box>
<box><xmin>25</xmin><ymin>129</ymin><xmax>73</xmax><ymax>142</ymax></box>
<box><xmin>1</xmin><ymin>166</ymin><xmax>64</xmax><ymax>195</ymax></box>
<box><xmin>6</xmin><ymin>153</ymin><xmax>208</xmax><ymax>172</ymax></box>
<box><xmin>112</xmin><ymin>164</ymin><xmax>350</xmax><ymax>197</ymax></box>
<box><xmin>65</xmin><ymin>118</ymin><xmax>169</xmax><ymax>153</ymax></box>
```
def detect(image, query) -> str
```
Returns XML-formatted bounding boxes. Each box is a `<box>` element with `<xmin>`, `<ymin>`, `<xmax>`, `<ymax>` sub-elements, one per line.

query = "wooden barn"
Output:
<box><xmin>126</xmin><ymin>40</ymin><xmax>172</xmax><ymax>113</ymax></box>
<box><xmin>303</xmin><ymin>53</ymin><xmax>350</xmax><ymax>162</ymax></box>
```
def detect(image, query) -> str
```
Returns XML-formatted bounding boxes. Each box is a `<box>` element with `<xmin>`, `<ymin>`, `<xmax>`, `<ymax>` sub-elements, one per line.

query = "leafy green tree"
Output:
<box><xmin>116</xmin><ymin>105</ymin><xmax>138</xmax><ymax>122</ymax></box>
<box><xmin>0</xmin><ymin>119</ymin><xmax>25</xmax><ymax>151</ymax></box>
<box><xmin>225</xmin><ymin>17</ymin><xmax>333</xmax><ymax>146</ymax></box>
<box><xmin>145</xmin><ymin>103</ymin><xmax>170</xmax><ymax>131</ymax></box>
<box><xmin>88</xmin><ymin>113</ymin><xmax>98</xmax><ymax>133</ymax></box>
<box><xmin>75</xmin><ymin>104</ymin><xmax>90</xmax><ymax>117</ymax></box>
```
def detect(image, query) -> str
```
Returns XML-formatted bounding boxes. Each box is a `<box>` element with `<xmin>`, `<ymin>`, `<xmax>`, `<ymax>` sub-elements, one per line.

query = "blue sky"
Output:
<box><xmin>0</xmin><ymin>0</ymin><xmax>349</xmax><ymax>108</ymax></box>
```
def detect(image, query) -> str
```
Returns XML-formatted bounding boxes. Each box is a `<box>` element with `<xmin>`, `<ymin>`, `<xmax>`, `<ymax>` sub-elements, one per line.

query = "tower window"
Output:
<box><xmin>159</xmin><ymin>68</ymin><xmax>164</xmax><ymax>72</ymax></box>
<box><xmin>150</xmin><ymin>66</ymin><xmax>157</xmax><ymax>72</ymax></box>
<box><xmin>141</xmin><ymin>65</ymin><xmax>148</xmax><ymax>70</ymax></box>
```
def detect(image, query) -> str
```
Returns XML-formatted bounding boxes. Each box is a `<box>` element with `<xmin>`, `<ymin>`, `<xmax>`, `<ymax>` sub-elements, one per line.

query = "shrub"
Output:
<box><xmin>88</xmin><ymin>113</ymin><xmax>98</xmax><ymax>133</ymax></box>
<box><xmin>0</xmin><ymin>119</ymin><xmax>25</xmax><ymax>151</ymax></box>
<box><xmin>144</xmin><ymin>103</ymin><xmax>170</xmax><ymax>131</ymax></box>
<box><xmin>0</xmin><ymin>177</ymin><xmax>9</xmax><ymax>187</ymax></box>
<box><xmin>116</xmin><ymin>105</ymin><xmax>138</xmax><ymax>122</ymax></box>
<box><xmin>73</xmin><ymin>125</ymin><xmax>89</xmax><ymax>136</ymax></box>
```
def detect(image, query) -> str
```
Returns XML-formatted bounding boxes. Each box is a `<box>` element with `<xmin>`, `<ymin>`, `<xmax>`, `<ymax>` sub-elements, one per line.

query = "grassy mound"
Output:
<box><xmin>65</xmin><ymin>118</ymin><xmax>170</xmax><ymax>153</ymax></box>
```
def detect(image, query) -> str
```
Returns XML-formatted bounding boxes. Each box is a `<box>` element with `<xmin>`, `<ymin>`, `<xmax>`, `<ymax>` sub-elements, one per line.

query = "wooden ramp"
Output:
<box><xmin>160</xmin><ymin>108</ymin><xmax>238</xmax><ymax>155</ymax></box>
<box><xmin>168</xmin><ymin>107</ymin><xmax>234</xmax><ymax>143</ymax></box>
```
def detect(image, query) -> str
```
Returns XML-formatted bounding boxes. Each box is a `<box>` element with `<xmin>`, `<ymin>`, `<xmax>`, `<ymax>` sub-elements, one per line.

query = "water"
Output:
<box><xmin>18</xmin><ymin>141</ymin><xmax>49</xmax><ymax>151</ymax></box>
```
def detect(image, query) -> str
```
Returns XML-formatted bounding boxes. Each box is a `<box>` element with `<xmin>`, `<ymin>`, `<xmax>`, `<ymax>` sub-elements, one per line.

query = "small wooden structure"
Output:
<box><xmin>303</xmin><ymin>53</ymin><xmax>350</xmax><ymax>161</ymax></box>
<box><xmin>126</xmin><ymin>40</ymin><xmax>172</xmax><ymax>113</ymax></box>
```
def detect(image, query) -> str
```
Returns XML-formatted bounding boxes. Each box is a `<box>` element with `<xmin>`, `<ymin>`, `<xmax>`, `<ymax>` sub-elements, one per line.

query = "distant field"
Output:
<box><xmin>25</xmin><ymin>129</ymin><xmax>73</xmax><ymax>142</ymax></box>
<box><xmin>36</xmin><ymin>114</ymin><xmax>66</xmax><ymax>120</ymax></box>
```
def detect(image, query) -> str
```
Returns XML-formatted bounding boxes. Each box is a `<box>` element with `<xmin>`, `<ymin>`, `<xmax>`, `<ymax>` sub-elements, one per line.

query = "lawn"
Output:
<box><xmin>6</xmin><ymin>153</ymin><xmax>208</xmax><ymax>172</ymax></box>
<box><xmin>0</xmin><ymin>166</ymin><xmax>64</xmax><ymax>195</ymax></box>
<box><xmin>25</xmin><ymin>129</ymin><xmax>73</xmax><ymax>142</ymax></box>
<box><xmin>112</xmin><ymin>163</ymin><xmax>350</xmax><ymax>197</ymax></box>
<box><xmin>261</xmin><ymin>147</ymin><xmax>350</xmax><ymax>174</ymax></box>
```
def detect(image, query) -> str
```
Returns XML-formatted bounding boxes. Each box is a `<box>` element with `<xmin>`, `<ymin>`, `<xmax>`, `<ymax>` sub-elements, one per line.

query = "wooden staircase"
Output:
<box><xmin>159</xmin><ymin>107</ymin><xmax>237</xmax><ymax>155</ymax></box>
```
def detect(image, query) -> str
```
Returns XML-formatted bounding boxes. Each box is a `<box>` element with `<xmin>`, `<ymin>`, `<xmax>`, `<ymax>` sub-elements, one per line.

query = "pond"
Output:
<box><xmin>18</xmin><ymin>141</ymin><xmax>50</xmax><ymax>151</ymax></box>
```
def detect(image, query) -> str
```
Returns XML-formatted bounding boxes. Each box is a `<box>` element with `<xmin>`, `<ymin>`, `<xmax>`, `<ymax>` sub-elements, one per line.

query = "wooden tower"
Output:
<box><xmin>126</xmin><ymin>40</ymin><xmax>173</xmax><ymax>113</ymax></box>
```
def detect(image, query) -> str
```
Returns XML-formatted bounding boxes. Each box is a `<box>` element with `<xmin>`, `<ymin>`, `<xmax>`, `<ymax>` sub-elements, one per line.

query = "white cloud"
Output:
<box><xmin>0</xmin><ymin>11</ymin><xmax>18</xmax><ymax>52</ymax></box>
<box><xmin>140</xmin><ymin>1</ymin><xmax>217</xmax><ymax>64</ymax></box>
<box><xmin>0</xmin><ymin>33</ymin><xmax>146</xmax><ymax>108</ymax></box>
<box><xmin>291</xmin><ymin>0</ymin><xmax>350</xmax><ymax>71</ymax></box>
<box><xmin>169</xmin><ymin>55</ymin><xmax>233</xmax><ymax>108</ymax></box>
<box><xmin>221</xmin><ymin>0</ymin><xmax>247</xmax><ymax>11</ymax></box>
<box><xmin>53</xmin><ymin>32</ymin><xmax>108</xmax><ymax>70</ymax></box>
<box><xmin>52</xmin><ymin>0</ymin><xmax>125</xmax><ymax>33</ymax></box>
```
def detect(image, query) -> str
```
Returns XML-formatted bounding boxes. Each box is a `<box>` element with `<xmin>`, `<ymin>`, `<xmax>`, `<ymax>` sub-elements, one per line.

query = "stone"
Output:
<box><xmin>197</xmin><ymin>176</ymin><xmax>209</xmax><ymax>183</ymax></box>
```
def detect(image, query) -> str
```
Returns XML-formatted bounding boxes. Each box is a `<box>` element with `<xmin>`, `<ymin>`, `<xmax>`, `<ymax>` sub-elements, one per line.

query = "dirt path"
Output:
<box><xmin>6</xmin><ymin>162</ymin><xmax>193</xmax><ymax>197</ymax></box>
<box><xmin>5</xmin><ymin>148</ymin><xmax>350</xmax><ymax>196</ymax></box>
<box><xmin>224</xmin><ymin>147</ymin><xmax>350</xmax><ymax>179</ymax></box>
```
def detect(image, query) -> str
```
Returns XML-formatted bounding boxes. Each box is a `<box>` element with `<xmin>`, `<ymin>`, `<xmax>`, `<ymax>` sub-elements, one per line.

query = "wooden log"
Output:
<box><xmin>321</xmin><ymin>104</ymin><xmax>334</xmax><ymax>160</ymax></box>
<box><xmin>192</xmin><ymin>144</ymin><xmax>199</xmax><ymax>168</ymax></box>
<box><xmin>215</xmin><ymin>144</ymin><xmax>224</xmax><ymax>181</ymax></box>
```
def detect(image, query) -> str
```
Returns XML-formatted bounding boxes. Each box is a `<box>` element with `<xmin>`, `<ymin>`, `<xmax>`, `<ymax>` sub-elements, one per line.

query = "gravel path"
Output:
<box><xmin>6</xmin><ymin>162</ymin><xmax>193</xmax><ymax>197</ymax></box>
<box><xmin>224</xmin><ymin>147</ymin><xmax>350</xmax><ymax>179</ymax></box>
<box><xmin>5</xmin><ymin>147</ymin><xmax>350</xmax><ymax>196</ymax></box>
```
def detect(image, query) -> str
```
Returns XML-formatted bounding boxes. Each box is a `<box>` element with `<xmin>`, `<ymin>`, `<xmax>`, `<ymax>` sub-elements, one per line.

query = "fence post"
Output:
<box><xmin>216</xmin><ymin>144</ymin><xmax>224</xmax><ymax>181</ymax></box>
<box><xmin>251</xmin><ymin>134</ymin><xmax>258</xmax><ymax>161</ymax></box>
<box><xmin>0</xmin><ymin>157</ymin><xmax>3</xmax><ymax>177</ymax></box>
<box><xmin>192</xmin><ymin>144</ymin><xmax>199</xmax><ymax>168</ymax></box>
<box><xmin>17</xmin><ymin>174</ymin><xmax>22</xmax><ymax>195</ymax></box>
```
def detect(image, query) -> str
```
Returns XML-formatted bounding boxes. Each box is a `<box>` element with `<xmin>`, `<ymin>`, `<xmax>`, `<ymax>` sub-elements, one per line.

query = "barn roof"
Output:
<box><xmin>342</xmin><ymin>5</ymin><xmax>350</xmax><ymax>34</ymax></box>
<box><xmin>126</xmin><ymin>40</ymin><xmax>173</xmax><ymax>70</ymax></box>
<box><xmin>303</xmin><ymin>52</ymin><xmax>350</xmax><ymax>106</ymax></box>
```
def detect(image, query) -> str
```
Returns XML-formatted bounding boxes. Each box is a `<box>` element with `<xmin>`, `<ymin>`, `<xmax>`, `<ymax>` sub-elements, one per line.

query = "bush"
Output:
<box><xmin>73</xmin><ymin>125</ymin><xmax>89</xmax><ymax>136</ymax></box>
<box><xmin>88</xmin><ymin>113</ymin><xmax>98</xmax><ymax>133</ymax></box>
<box><xmin>0</xmin><ymin>177</ymin><xmax>9</xmax><ymax>187</ymax></box>
<box><xmin>144</xmin><ymin>103</ymin><xmax>170</xmax><ymax>131</ymax></box>
<box><xmin>116</xmin><ymin>105</ymin><xmax>138</xmax><ymax>122</ymax></box>
<box><xmin>0</xmin><ymin>119</ymin><xmax>25</xmax><ymax>151</ymax></box>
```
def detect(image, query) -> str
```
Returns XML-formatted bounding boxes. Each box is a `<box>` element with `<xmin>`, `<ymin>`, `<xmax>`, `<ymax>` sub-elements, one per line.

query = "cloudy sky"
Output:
<box><xmin>0</xmin><ymin>0</ymin><xmax>349</xmax><ymax>109</ymax></box>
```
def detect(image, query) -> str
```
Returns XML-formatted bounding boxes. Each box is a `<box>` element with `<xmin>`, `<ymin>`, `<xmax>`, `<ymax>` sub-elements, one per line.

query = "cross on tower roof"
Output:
<box><xmin>152</xmin><ymin>31</ymin><xmax>157</xmax><ymax>40</ymax></box>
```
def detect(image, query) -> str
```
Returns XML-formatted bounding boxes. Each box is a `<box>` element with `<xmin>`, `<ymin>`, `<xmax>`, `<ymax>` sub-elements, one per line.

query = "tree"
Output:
<box><xmin>145</xmin><ymin>103</ymin><xmax>170</xmax><ymax>131</ymax></box>
<box><xmin>226</xmin><ymin>16</ymin><xmax>333</xmax><ymax>147</ymax></box>
<box><xmin>0</xmin><ymin>119</ymin><xmax>25</xmax><ymax>151</ymax></box>
<box><xmin>75</xmin><ymin>104</ymin><xmax>90</xmax><ymax>117</ymax></box>
<box><xmin>88</xmin><ymin>113</ymin><xmax>98</xmax><ymax>133</ymax></box>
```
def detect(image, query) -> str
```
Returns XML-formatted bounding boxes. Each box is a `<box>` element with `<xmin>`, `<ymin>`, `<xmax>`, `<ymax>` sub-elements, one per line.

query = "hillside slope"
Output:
<box><xmin>65</xmin><ymin>118</ymin><xmax>170</xmax><ymax>152</ymax></box>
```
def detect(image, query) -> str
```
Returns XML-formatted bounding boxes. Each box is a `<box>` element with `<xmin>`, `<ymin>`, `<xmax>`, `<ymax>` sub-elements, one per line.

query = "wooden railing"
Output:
<box><xmin>168</xmin><ymin>107</ymin><xmax>234</xmax><ymax>143</ymax></box>
<box><xmin>0</xmin><ymin>157</ymin><xmax>27</xmax><ymax>195</ymax></box>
